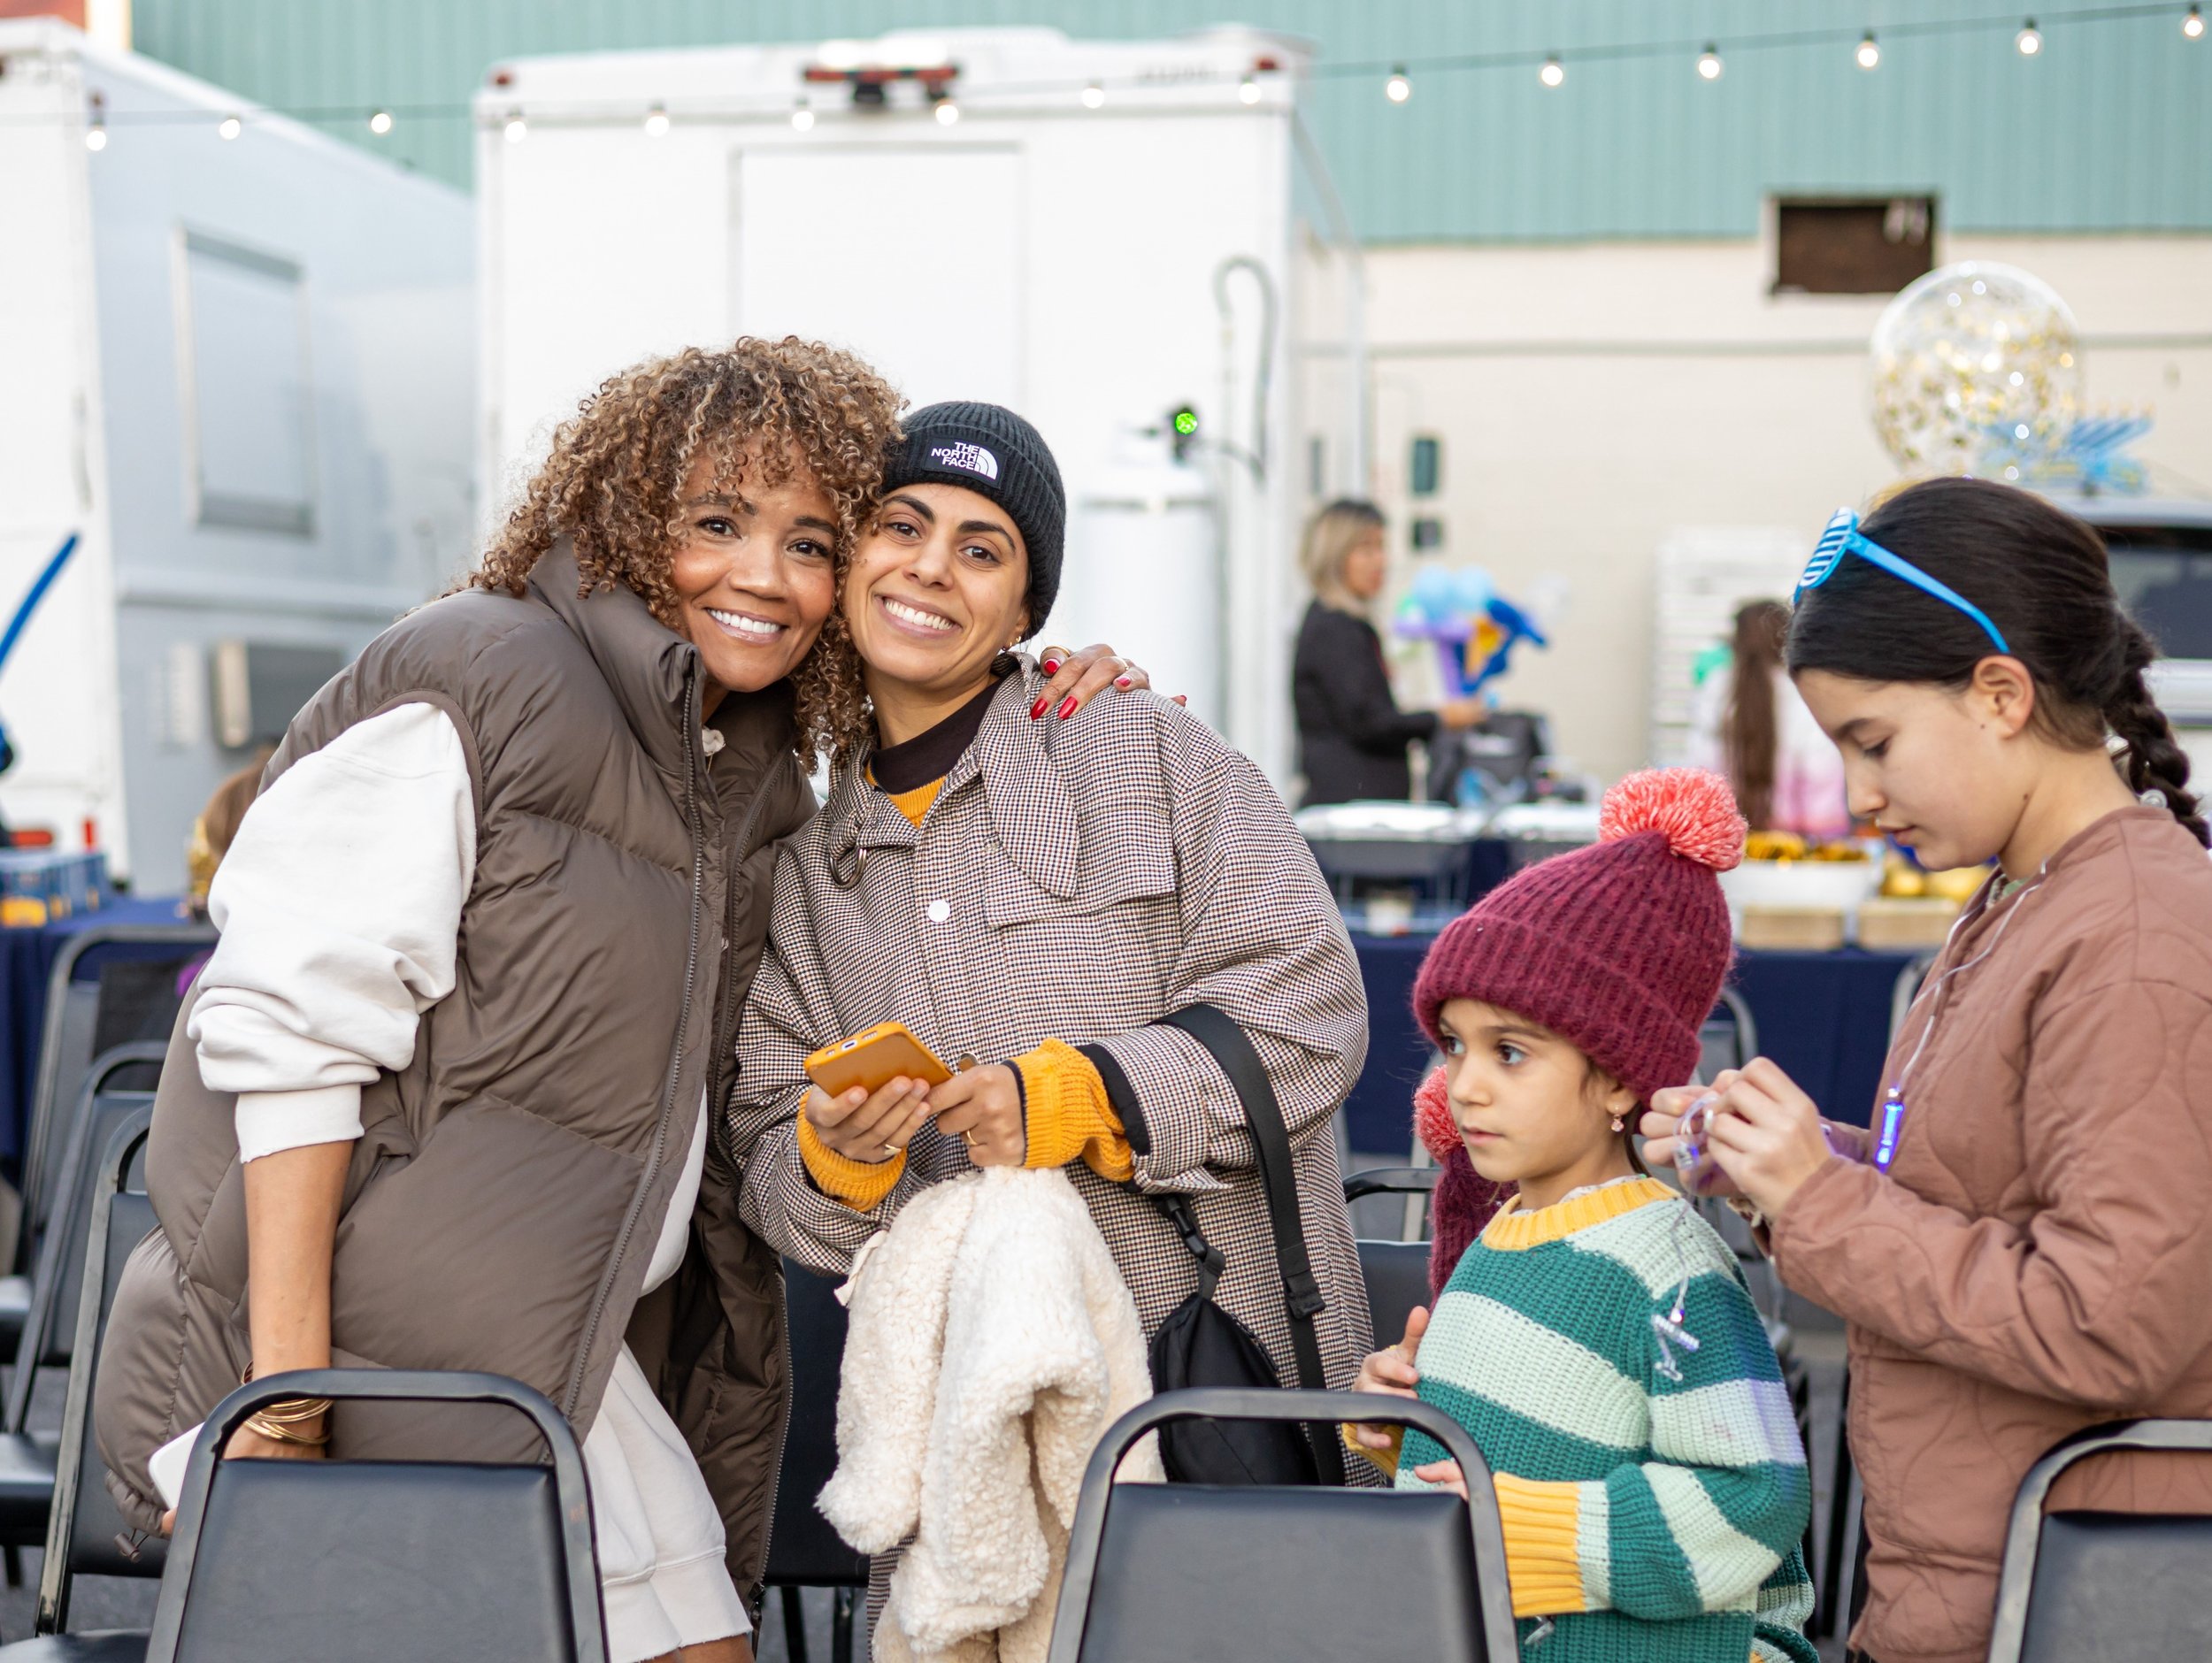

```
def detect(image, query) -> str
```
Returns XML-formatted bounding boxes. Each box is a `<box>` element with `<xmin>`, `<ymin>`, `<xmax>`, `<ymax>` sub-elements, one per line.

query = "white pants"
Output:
<box><xmin>587</xmin><ymin>1345</ymin><xmax>750</xmax><ymax>1663</ymax></box>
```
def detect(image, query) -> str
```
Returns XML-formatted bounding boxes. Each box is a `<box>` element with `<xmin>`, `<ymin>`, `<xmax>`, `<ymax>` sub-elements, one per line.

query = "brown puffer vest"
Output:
<box><xmin>92</xmin><ymin>543</ymin><xmax>818</xmax><ymax>1603</ymax></box>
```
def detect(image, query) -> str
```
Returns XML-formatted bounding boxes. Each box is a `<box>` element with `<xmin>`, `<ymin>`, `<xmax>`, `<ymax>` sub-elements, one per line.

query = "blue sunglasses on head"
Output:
<box><xmin>1795</xmin><ymin>509</ymin><xmax>2010</xmax><ymax>655</ymax></box>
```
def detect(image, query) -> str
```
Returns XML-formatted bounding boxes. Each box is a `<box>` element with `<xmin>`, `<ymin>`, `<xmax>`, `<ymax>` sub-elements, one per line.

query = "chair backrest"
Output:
<box><xmin>1344</xmin><ymin>1169</ymin><xmax>1438</xmax><ymax>1345</ymax></box>
<box><xmin>1357</xmin><ymin>1239</ymin><xmax>1432</xmax><ymax>1353</ymax></box>
<box><xmin>1698</xmin><ymin>985</ymin><xmax>1760</xmax><ymax>1081</ymax></box>
<box><xmin>764</xmin><ymin>1261</ymin><xmax>871</xmax><ymax>1589</ymax></box>
<box><xmin>1887</xmin><ymin>952</ymin><xmax>1939</xmax><ymax>1049</ymax></box>
<box><xmin>36</xmin><ymin>1106</ymin><xmax>165</xmax><ymax>1636</ymax></box>
<box><xmin>1986</xmin><ymin>1418</ymin><xmax>2212</xmax><ymax>1663</ymax></box>
<box><xmin>1048</xmin><ymin>1388</ymin><xmax>1518</xmax><ymax>1663</ymax></box>
<box><xmin>147</xmin><ymin>1370</ymin><xmax>603</xmax><ymax>1663</ymax></box>
<box><xmin>6</xmin><ymin>1080</ymin><xmax>158</xmax><ymax>1434</ymax></box>
<box><xmin>25</xmin><ymin>926</ymin><xmax>211</xmax><ymax>1235</ymax></box>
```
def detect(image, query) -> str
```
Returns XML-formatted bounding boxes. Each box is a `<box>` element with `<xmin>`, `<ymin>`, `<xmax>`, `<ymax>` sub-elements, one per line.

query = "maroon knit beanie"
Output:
<box><xmin>1412</xmin><ymin>768</ymin><xmax>1746</xmax><ymax>1106</ymax></box>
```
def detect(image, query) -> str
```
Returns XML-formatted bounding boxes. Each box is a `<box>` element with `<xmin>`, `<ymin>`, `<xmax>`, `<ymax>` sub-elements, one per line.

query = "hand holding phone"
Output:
<box><xmin>804</xmin><ymin>1022</ymin><xmax>952</xmax><ymax>1100</ymax></box>
<box><xmin>803</xmin><ymin>1023</ymin><xmax>948</xmax><ymax>1166</ymax></box>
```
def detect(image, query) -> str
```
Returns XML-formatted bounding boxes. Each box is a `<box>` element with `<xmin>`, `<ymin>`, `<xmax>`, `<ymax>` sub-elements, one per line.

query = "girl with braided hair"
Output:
<box><xmin>1642</xmin><ymin>477</ymin><xmax>2212</xmax><ymax>1663</ymax></box>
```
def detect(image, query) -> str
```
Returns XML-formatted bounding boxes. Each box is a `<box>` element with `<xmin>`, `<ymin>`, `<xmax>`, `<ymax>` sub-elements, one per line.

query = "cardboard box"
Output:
<box><xmin>1857</xmin><ymin>896</ymin><xmax>1961</xmax><ymax>950</ymax></box>
<box><xmin>1737</xmin><ymin>905</ymin><xmax>1847</xmax><ymax>951</ymax></box>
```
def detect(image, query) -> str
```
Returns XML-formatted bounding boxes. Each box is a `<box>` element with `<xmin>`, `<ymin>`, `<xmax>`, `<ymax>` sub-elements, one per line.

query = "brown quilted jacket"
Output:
<box><xmin>93</xmin><ymin>544</ymin><xmax>818</xmax><ymax>1603</ymax></box>
<box><xmin>1770</xmin><ymin>806</ymin><xmax>2212</xmax><ymax>1663</ymax></box>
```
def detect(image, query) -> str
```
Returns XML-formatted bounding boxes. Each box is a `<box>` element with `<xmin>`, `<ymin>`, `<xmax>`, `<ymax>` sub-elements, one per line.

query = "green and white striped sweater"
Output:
<box><xmin>1396</xmin><ymin>1175</ymin><xmax>1816</xmax><ymax>1663</ymax></box>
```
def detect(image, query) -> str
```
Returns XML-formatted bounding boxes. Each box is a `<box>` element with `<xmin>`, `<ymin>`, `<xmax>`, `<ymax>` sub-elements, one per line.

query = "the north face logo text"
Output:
<box><xmin>928</xmin><ymin>442</ymin><xmax>1000</xmax><ymax>481</ymax></box>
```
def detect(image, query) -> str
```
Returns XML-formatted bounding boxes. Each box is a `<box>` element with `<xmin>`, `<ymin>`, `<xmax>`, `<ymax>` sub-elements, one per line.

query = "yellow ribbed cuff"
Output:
<box><xmin>1017</xmin><ymin>1039</ymin><xmax>1134</xmax><ymax>1182</ymax></box>
<box><xmin>1340</xmin><ymin>1421</ymin><xmax>1404</xmax><ymax>1476</ymax></box>
<box><xmin>1493</xmin><ymin>1472</ymin><xmax>1590</xmax><ymax>1617</ymax></box>
<box><xmin>796</xmin><ymin>1114</ymin><xmax>905</xmax><ymax>1212</ymax></box>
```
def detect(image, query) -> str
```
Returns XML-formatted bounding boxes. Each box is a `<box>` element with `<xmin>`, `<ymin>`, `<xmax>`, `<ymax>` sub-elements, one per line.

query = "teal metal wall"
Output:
<box><xmin>130</xmin><ymin>0</ymin><xmax>2212</xmax><ymax>240</ymax></box>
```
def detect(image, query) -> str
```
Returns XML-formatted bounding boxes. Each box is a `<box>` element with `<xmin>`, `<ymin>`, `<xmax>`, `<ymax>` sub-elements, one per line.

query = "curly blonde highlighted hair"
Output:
<box><xmin>472</xmin><ymin>337</ymin><xmax>902</xmax><ymax>763</ymax></box>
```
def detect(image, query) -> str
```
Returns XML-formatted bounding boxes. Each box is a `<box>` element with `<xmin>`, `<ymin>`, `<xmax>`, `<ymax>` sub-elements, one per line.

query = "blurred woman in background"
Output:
<box><xmin>1689</xmin><ymin>599</ymin><xmax>1852</xmax><ymax>837</ymax></box>
<box><xmin>1291</xmin><ymin>499</ymin><xmax>1484</xmax><ymax>807</ymax></box>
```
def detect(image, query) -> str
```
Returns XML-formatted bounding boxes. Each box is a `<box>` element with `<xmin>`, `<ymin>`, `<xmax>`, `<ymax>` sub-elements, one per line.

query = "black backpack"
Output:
<box><xmin>1084</xmin><ymin>1003</ymin><xmax>1348</xmax><ymax>1487</ymax></box>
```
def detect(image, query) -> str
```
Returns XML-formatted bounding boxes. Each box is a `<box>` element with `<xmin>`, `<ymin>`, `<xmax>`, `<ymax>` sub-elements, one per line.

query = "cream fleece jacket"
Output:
<box><xmin>823</xmin><ymin>1166</ymin><xmax>1163</xmax><ymax>1663</ymax></box>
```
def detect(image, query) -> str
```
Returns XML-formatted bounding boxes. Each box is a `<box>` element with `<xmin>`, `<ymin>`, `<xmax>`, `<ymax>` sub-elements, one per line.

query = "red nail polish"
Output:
<box><xmin>1056</xmin><ymin>695</ymin><xmax>1078</xmax><ymax>720</ymax></box>
<box><xmin>1030</xmin><ymin>696</ymin><xmax>1049</xmax><ymax>720</ymax></box>
<box><xmin>1041</xmin><ymin>658</ymin><xmax>1062</xmax><ymax>676</ymax></box>
<box><xmin>1114</xmin><ymin>676</ymin><xmax>1133</xmax><ymax>689</ymax></box>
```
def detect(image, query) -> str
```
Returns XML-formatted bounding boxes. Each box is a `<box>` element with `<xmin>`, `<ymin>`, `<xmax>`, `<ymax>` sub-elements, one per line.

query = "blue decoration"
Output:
<box><xmin>1393</xmin><ymin>564</ymin><xmax>1548</xmax><ymax>699</ymax></box>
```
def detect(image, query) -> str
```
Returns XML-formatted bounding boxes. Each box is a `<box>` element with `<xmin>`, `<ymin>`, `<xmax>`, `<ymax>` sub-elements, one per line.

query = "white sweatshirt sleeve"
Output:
<box><xmin>188</xmin><ymin>701</ymin><xmax>477</xmax><ymax>1163</ymax></box>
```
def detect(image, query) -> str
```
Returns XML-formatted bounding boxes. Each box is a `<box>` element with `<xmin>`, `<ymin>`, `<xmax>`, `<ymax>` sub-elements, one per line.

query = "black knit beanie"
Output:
<box><xmin>881</xmin><ymin>402</ymin><xmax>1066</xmax><ymax>636</ymax></box>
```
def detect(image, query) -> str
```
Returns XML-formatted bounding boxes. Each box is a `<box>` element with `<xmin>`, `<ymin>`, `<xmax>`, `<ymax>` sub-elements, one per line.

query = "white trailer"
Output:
<box><xmin>477</xmin><ymin>25</ymin><xmax>1362</xmax><ymax>784</ymax></box>
<box><xmin>0</xmin><ymin>19</ymin><xmax>473</xmax><ymax>893</ymax></box>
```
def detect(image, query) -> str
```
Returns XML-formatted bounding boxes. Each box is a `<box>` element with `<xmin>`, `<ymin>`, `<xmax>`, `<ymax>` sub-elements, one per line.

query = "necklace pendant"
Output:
<box><xmin>1872</xmin><ymin>1086</ymin><xmax>1907</xmax><ymax>1173</ymax></box>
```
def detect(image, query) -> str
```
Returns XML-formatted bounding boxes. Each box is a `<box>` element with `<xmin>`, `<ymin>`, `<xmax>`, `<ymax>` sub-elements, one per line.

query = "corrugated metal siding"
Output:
<box><xmin>129</xmin><ymin>0</ymin><xmax>2212</xmax><ymax>239</ymax></box>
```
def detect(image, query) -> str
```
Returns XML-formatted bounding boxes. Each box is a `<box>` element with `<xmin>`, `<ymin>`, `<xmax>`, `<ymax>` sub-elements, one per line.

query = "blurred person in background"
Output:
<box><xmin>1688</xmin><ymin>600</ymin><xmax>1852</xmax><ymax>838</ymax></box>
<box><xmin>185</xmin><ymin>747</ymin><xmax>275</xmax><ymax>919</ymax></box>
<box><xmin>1292</xmin><ymin>499</ymin><xmax>1485</xmax><ymax>807</ymax></box>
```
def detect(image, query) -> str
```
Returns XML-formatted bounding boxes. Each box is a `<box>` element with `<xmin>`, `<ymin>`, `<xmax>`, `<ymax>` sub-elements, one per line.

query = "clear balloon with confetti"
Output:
<box><xmin>1869</xmin><ymin>261</ymin><xmax>2084</xmax><ymax>478</ymax></box>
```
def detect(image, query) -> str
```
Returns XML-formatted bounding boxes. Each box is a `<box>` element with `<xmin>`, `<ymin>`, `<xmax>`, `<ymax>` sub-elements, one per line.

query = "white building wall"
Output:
<box><xmin>1326</xmin><ymin>234</ymin><xmax>2212</xmax><ymax>785</ymax></box>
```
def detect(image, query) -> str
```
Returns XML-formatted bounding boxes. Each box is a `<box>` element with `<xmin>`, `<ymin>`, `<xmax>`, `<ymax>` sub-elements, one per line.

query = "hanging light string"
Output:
<box><xmin>14</xmin><ymin>1</ymin><xmax>2200</xmax><ymax>138</ymax></box>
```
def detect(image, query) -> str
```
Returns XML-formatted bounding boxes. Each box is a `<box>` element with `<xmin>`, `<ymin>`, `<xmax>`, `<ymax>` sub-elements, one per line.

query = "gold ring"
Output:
<box><xmin>881</xmin><ymin>1142</ymin><xmax>898</xmax><ymax>1156</ymax></box>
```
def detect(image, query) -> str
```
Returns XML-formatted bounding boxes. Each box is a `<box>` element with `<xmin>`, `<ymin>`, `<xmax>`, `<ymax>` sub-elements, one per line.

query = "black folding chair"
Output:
<box><xmin>763</xmin><ymin>1261</ymin><xmax>870</xmax><ymax>1663</ymax></box>
<box><xmin>1985</xmin><ymin>1418</ymin><xmax>2212</xmax><ymax>1663</ymax></box>
<box><xmin>0</xmin><ymin>1068</ymin><xmax>162</xmax><ymax>1577</ymax></box>
<box><xmin>0</xmin><ymin>1105</ymin><xmax>162</xmax><ymax>1659</ymax></box>
<box><xmin>1047</xmin><ymin>1388</ymin><xmax>1518</xmax><ymax>1663</ymax></box>
<box><xmin>1698</xmin><ymin>985</ymin><xmax>1759</xmax><ymax>1083</ymax></box>
<box><xmin>22</xmin><ymin>928</ymin><xmax>209</xmax><ymax>1221</ymax></box>
<box><xmin>146</xmin><ymin>1369</ymin><xmax>603</xmax><ymax>1663</ymax></box>
<box><xmin>1342</xmin><ymin>1168</ymin><xmax>1438</xmax><ymax>1352</ymax></box>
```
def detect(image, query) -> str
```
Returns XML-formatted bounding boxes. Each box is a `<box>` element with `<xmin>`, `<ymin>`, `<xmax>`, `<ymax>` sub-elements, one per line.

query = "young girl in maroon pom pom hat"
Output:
<box><xmin>1350</xmin><ymin>767</ymin><xmax>1817</xmax><ymax>1663</ymax></box>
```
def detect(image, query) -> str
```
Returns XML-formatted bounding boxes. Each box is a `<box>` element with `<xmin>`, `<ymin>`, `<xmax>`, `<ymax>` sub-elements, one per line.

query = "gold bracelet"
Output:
<box><xmin>240</xmin><ymin>1367</ymin><xmax>332</xmax><ymax>1442</ymax></box>
<box><xmin>243</xmin><ymin>1411</ymin><xmax>330</xmax><ymax>1445</ymax></box>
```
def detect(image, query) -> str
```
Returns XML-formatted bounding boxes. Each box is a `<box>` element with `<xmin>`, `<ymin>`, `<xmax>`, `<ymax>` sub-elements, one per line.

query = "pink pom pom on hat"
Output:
<box><xmin>1412</xmin><ymin>767</ymin><xmax>1746</xmax><ymax>1105</ymax></box>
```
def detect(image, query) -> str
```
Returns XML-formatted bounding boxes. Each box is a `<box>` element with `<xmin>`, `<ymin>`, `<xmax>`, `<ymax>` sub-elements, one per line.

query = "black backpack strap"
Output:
<box><xmin>1159</xmin><ymin>1003</ymin><xmax>1346</xmax><ymax>1485</ymax></box>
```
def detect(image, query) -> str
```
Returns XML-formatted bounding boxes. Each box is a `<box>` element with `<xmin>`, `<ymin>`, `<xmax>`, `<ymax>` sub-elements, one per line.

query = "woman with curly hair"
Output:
<box><xmin>94</xmin><ymin>340</ymin><xmax>1144</xmax><ymax>1663</ymax></box>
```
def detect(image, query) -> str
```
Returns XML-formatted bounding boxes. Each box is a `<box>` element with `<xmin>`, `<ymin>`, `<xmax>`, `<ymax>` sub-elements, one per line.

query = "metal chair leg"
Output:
<box><xmin>779</xmin><ymin>1584</ymin><xmax>810</xmax><ymax>1663</ymax></box>
<box><xmin>832</xmin><ymin>1586</ymin><xmax>856</xmax><ymax>1663</ymax></box>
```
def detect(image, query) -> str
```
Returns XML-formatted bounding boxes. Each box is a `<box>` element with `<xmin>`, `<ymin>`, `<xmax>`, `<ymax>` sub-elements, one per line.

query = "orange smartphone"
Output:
<box><xmin>804</xmin><ymin>1020</ymin><xmax>954</xmax><ymax>1100</ymax></box>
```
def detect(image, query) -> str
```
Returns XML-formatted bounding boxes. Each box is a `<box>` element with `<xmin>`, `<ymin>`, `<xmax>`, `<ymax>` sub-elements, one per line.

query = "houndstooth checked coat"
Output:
<box><xmin>728</xmin><ymin>663</ymin><xmax>1375</xmax><ymax>1405</ymax></box>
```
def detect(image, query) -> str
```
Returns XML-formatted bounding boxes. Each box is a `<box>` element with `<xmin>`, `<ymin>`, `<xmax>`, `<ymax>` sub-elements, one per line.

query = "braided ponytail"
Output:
<box><xmin>2106</xmin><ymin>616</ymin><xmax>2210</xmax><ymax>847</ymax></box>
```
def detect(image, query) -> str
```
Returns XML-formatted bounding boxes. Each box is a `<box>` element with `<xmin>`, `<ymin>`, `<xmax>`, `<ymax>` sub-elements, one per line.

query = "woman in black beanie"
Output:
<box><xmin>729</xmin><ymin>400</ymin><xmax>1372</xmax><ymax>1630</ymax></box>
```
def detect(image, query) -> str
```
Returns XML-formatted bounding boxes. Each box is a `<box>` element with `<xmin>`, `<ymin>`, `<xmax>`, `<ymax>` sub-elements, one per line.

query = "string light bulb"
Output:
<box><xmin>503</xmin><ymin>110</ymin><xmax>527</xmax><ymax>144</ymax></box>
<box><xmin>933</xmin><ymin>96</ymin><xmax>960</xmax><ymax>126</ymax></box>
<box><xmin>2016</xmin><ymin>19</ymin><xmax>2043</xmax><ymax>54</ymax></box>
<box><xmin>218</xmin><ymin>113</ymin><xmax>242</xmax><ymax>140</ymax></box>
<box><xmin>791</xmin><ymin>103</ymin><xmax>815</xmax><ymax>131</ymax></box>
<box><xmin>1080</xmin><ymin>80</ymin><xmax>1105</xmax><ymax>109</ymax></box>
<box><xmin>2186</xmin><ymin>4</ymin><xmax>2205</xmax><ymax>38</ymax></box>
<box><xmin>643</xmin><ymin>103</ymin><xmax>670</xmax><ymax>137</ymax></box>
<box><xmin>1385</xmin><ymin>66</ymin><xmax>1411</xmax><ymax>103</ymax></box>
<box><xmin>1697</xmin><ymin>44</ymin><xmax>1724</xmax><ymax>80</ymax></box>
<box><xmin>368</xmin><ymin>108</ymin><xmax>393</xmax><ymax>134</ymax></box>
<box><xmin>1238</xmin><ymin>73</ymin><xmax>1262</xmax><ymax>104</ymax></box>
<box><xmin>84</xmin><ymin>96</ymin><xmax>106</xmax><ymax>151</ymax></box>
<box><xmin>1856</xmin><ymin>32</ymin><xmax>1882</xmax><ymax>68</ymax></box>
<box><xmin>1539</xmin><ymin>56</ymin><xmax>1566</xmax><ymax>88</ymax></box>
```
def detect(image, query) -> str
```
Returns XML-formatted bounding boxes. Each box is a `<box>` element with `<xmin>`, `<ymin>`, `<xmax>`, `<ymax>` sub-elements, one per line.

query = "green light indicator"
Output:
<box><xmin>1172</xmin><ymin>410</ymin><xmax>1198</xmax><ymax>436</ymax></box>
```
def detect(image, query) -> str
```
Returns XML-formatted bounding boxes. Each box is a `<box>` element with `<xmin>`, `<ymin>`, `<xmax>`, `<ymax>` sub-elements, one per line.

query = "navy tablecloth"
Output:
<box><xmin>1344</xmin><ymin>928</ymin><xmax>1917</xmax><ymax>1155</ymax></box>
<box><xmin>0</xmin><ymin>896</ymin><xmax>196</xmax><ymax>1172</ymax></box>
